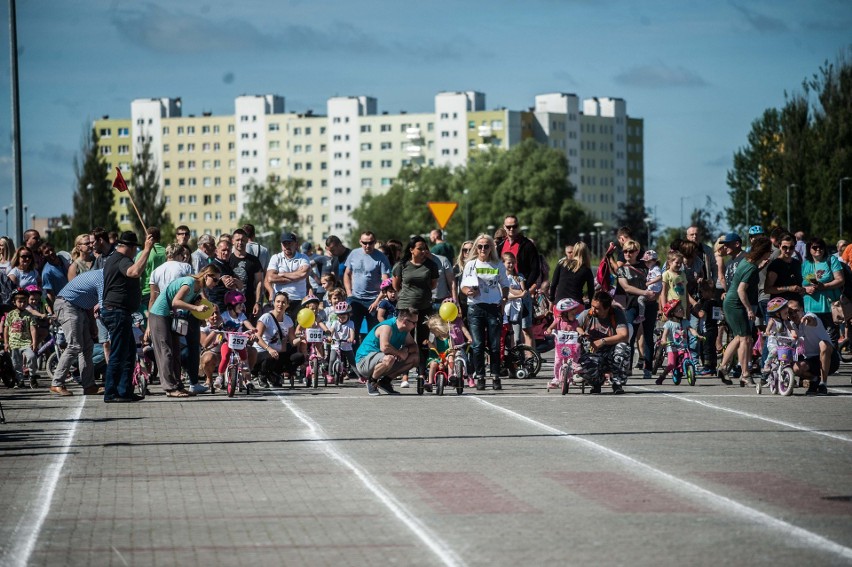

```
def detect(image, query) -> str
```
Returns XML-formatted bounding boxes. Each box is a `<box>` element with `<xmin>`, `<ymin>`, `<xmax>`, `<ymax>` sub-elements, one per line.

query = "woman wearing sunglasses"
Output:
<box><xmin>766</xmin><ymin>233</ymin><xmax>805</xmax><ymax>303</ymax></box>
<box><xmin>801</xmin><ymin>237</ymin><xmax>844</xmax><ymax>344</ymax></box>
<box><xmin>7</xmin><ymin>246</ymin><xmax>41</xmax><ymax>288</ymax></box>
<box><xmin>460</xmin><ymin>234</ymin><xmax>511</xmax><ymax>390</ymax></box>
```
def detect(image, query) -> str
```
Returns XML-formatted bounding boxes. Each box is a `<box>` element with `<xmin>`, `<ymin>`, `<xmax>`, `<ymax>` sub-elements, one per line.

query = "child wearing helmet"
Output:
<box><xmin>422</xmin><ymin>314</ymin><xmax>453</xmax><ymax>392</ymax></box>
<box><xmin>546</xmin><ymin>298</ymin><xmax>583</xmax><ymax>388</ymax></box>
<box><xmin>761</xmin><ymin>297</ymin><xmax>798</xmax><ymax>378</ymax></box>
<box><xmin>4</xmin><ymin>288</ymin><xmax>38</xmax><ymax>388</ymax></box>
<box><xmin>295</xmin><ymin>295</ymin><xmax>326</xmax><ymax>384</ymax></box>
<box><xmin>657</xmin><ymin>299</ymin><xmax>703</xmax><ymax>385</ymax></box>
<box><xmin>216</xmin><ymin>290</ymin><xmax>258</xmax><ymax>388</ymax></box>
<box><xmin>327</xmin><ymin>301</ymin><xmax>357</xmax><ymax>380</ymax></box>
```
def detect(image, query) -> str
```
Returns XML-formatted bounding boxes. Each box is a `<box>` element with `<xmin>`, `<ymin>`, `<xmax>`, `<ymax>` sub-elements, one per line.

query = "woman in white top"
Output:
<box><xmin>253</xmin><ymin>292</ymin><xmax>306</xmax><ymax>388</ymax></box>
<box><xmin>460</xmin><ymin>234</ymin><xmax>510</xmax><ymax>391</ymax></box>
<box><xmin>0</xmin><ymin>236</ymin><xmax>15</xmax><ymax>274</ymax></box>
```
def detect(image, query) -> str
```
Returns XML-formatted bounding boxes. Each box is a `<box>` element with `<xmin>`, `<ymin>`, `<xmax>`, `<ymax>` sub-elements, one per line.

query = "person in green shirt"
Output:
<box><xmin>429</xmin><ymin>229</ymin><xmax>455</xmax><ymax>264</ymax></box>
<box><xmin>136</xmin><ymin>227</ymin><xmax>167</xmax><ymax>314</ymax></box>
<box><xmin>719</xmin><ymin>236</ymin><xmax>772</xmax><ymax>387</ymax></box>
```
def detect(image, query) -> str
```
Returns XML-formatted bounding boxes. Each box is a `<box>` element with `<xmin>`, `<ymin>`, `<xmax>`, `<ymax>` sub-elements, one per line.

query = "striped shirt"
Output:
<box><xmin>57</xmin><ymin>269</ymin><xmax>104</xmax><ymax>310</ymax></box>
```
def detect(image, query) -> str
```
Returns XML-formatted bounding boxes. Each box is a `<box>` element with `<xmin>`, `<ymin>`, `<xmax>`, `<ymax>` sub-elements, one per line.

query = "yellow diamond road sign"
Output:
<box><xmin>428</xmin><ymin>202</ymin><xmax>458</xmax><ymax>229</ymax></box>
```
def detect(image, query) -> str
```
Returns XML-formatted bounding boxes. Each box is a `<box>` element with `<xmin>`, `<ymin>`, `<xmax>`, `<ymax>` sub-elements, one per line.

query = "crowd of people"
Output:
<box><xmin>0</xmin><ymin>216</ymin><xmax>848</xmax><ymax>402</ymax></box>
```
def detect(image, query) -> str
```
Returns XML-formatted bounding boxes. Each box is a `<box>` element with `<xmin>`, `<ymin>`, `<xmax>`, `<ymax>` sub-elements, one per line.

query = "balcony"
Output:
<box><xmin>477</xmin><ymin>144</ymin><xmax>490</xmax><ymax>152</ymax></box>
<box><xmin>405</xmin><ymin>127</ymin><xmax>422</xmax><ymax>140</ymax></box>
<box><xmin>478</xmin><ymin>125</ymin><xmax>492</xmax><ymax>138</ymax></box>
<box><xmin>406</xmin><ymin>144</ymin><xmax>423</xmax><ymax>156</ymax></box>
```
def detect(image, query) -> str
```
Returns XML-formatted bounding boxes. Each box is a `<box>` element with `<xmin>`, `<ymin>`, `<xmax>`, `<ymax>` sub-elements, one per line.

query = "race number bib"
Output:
<box><xmin>305</xmin><ymin>328</ymin><xmax>324</xmax><ymax>343</ymax></box>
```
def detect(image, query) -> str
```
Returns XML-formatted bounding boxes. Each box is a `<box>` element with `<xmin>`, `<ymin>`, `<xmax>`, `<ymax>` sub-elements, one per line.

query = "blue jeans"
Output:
<box><xmin>102</xmin><ymin>307</ymin><xmax>136</xmax><ymax>400</ymax></box>
<box><xmin>468</xmin><ymin>303</ymin><xmax>502</xmax><ymax>377</ymax></box>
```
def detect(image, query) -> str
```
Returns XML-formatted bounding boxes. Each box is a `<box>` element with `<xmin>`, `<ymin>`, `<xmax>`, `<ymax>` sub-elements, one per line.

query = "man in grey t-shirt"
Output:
<box><xmin>344</xmin><ymin>231</ymin><xmax>391</xmax><ymax>338</ymax></box>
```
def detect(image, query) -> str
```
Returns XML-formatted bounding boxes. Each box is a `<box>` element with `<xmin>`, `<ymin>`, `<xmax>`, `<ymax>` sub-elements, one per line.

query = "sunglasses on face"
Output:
<box><xmin>780</xmin><ymin>246</ymin><xmax>793</xmax><ymax>251</ymax></box>
<box><xmin>462</xmin><ymin>248</ymin><xmax>471</xmax><ymax>254</ymax></box>
<box><xmin>624</xmin><ymin>249</ymin><xmax>637</xmax><ymax>254</ymax></box>
<box><xmin>811</xmin><ymin>246</ymin><xmax>824</xmax><ymax>251</ymax></box>
<box><xmin>20</xmin><ymin>255</ymin><xmax>32</xmax><ymax>259</ymax></box>
<box><xmin>477</xmin><ymin>244</ymin><xmax>491</xmax><ymax>250</ymax></box>
<box><xmin>360</xmin><ymin>240</ymin><xmax>375</xmax><ymax>246</ymax></box>
<box><xmin>504</xmin><ymin>224</ymin><xmax>518</xmax><ymax>230</ymax></box>
<box><xmin>177</xmin><ymin>232</ymin><xmax>190</xmax><ymax>237</ymax></box>
<box><xmin>207</xmin><ymin>275</ymin><xmax>221</xmax><ymax>283</ymax></box>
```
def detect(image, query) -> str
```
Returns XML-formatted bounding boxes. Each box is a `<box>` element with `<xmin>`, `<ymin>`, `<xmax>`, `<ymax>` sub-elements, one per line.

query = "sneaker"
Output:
<box><xmin>468</xmin><ymin>377</ymin><xmax>476</xmax><ymax>388</ymax></box>
<box><xmin>493</xmin><ymin>378</ymin><xmax>502</xmax><ymax>390</ymax></box>
<box><xmin>214</xmin><ymin>376</ymin><xmax>224</xmax><ymax>390</ymax></box>
<box><xmin>376</xmin><ymin>377</ymin><xmax>400</xmax><ymax>395</ymax></box>
<box><xmin>817</xmin><ymin>384</ymin><xmax>829</xmax><ymax>396</ymax></box>
<box><xmin>643</xmin><ymin>369</ymin><xmax>652</xmax><ymax>379</ymax></box>
<box><xmin>805</xmin><ymin>383</ymin><xmax>819</xmax><ymax>396</ymax></box>
<box><xmin>400</xmin><ymin>379</ymin><xmax>410</xmax><ymax>388</ymax></box>
<box><xmin>549</xmin><ymin>377</ymin><xmax>560</xmax><ymax>388</ymax></box>
<box><xmin>612</xmin><ymin>383</ymin><xmax>625</xmax><ymax>394</ymax></box>
<box><xmin>29</xmin><ymin>375</ymin><xmax>38</xmax><ymax>389</ymax></box>
<box><xmin>257</xmin><ymin>375</ymin><xmax>270</xmax><ymax>389</ymax></box>
<box><xmin>634</xmin><ymin>315</ymin><xmax>645</xmax><ymax>324</ymax></box>
<box><xmin>366</xmin><ymin>380</ymin><xmax>380</xmax><ymax>396</ymax></box>
<box><xmin>697</xmin><ymin>368</ymin><xmax>716</xmax><ymax>376</ymax></box>
<box><xmin>476</xmin><ymin>377</ymin><xmax>486</xmax><ymax>391</ymax></box>
<box><xmin>190</xmin><ymin>383</ymin><xmax>209</xmax><ymax>395</ymax></box>
<box><xmin>655</xmin><ymin>376</ymin><xmax>664</xmax><ymax>385</ymax></box>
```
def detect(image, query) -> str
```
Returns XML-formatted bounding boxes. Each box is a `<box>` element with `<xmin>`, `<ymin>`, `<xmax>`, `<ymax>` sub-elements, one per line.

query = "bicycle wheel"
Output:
<box><xmin>840</xmin><ymin>340</ymin><xmax>852</xmax><ymax>363</ymax></box>
<box><xmin>684</xmin><ymin>361</ymin><xmax>696</xmax><ymax>386</ymax></box>
<box><xmin>311</xmin><ymin>359</ymin><xmax>320</xmax><ymax>389</ymax></box>
<box><xmin>653</xmin><ymin>344</ymin><xmax>665</xmax><ymax>374</ymax></box>
<box><xmin>226</xmin><ymin>365</ymin><xmax>238</xmax><ymax>398</ymax></box>
<box><xmin>768</xmin><ymin>371</ymin><xmax>779</xmax><ymax>395</ymax></box>
<box><xmin>47</xmin><ymin>352</ymin><xmax>59</xmax><ymax>377</ymax></box>
<box><xmin>513</xmin><ymin>345</ymin><xmax>542</xmax><ymax>377</ymax></box>
<box><xmin>436</xmin><ymin>371</ymin><xmax>445</xmax><ymax>396</ymax></box>
<box><xmin>416</xmin><ymin>374</ymin><xmax>424</xmax><ymax>395</ymax></box>
<box><xmin>778</xmin><ymin>366</ymin><xmax>795</xmax><ymax>396</ymax></box>
<box><xmin>330</xmin><ymin>360</ymin><xmax>342</xmax><ymax>387</ymax></box>
<box><xmin>454</xmin><ymin>361</ymin><xmax>465</xmax><ymax>395</ymax></box>
<box><xmin>756</xmin><ymin>375</ymin><xmax>762</xmax><ymax>394</ymax></box>
<box><xmin>133</xmin><ymin>363</ymin><xmax>148</xmax><ymax>398</ymax></box>
<box><xmin>289</xmin><ymin>373</ymin><xmax>295</xmax><ymax>389</ymax></box>
<box><xmin>561</xmin><ymin>364</ymin><xmax>571</xmax><ymax>395</ymax></box>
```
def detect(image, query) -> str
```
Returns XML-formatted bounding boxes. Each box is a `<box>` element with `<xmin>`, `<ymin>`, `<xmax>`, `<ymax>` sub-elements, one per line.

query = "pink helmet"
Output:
<box><xmin>224</xmin><ymin>290</ymin><xmax>246</xmax><ymax>306</ymax></box>
<box><xmin>380</xmin><ymin>278</ymin><xmax>394</xmax><ymax>290</ymax></box>
<box><xmin>24</xmin><ymin>284</ymin><xmax>42</xmax><ymax>295</ymax></box>
<box><xmin>555</xmin><ymin>298</ymin><xmax>582</xmax><ymax>314</ymax></box>
<box><xmin>334</xmin><ymin>301</ymin><xmax>352</xmax><ymax>315</ymax></box>
<box><xmin>767</xmin><ymin>297</ymin><xmax>788</xmax><ymax>313</ymax></box>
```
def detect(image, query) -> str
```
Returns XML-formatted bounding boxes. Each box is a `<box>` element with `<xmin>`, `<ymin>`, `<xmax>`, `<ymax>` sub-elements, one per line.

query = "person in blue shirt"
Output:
<box><xmin>355</xmin><ymin>308</ymin><xmax>419</xmax><ymax>396</ymax></box>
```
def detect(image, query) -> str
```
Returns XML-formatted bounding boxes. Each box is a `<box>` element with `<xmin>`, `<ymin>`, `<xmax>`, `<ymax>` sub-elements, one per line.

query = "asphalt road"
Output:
<box><xmin>1</xmin><ymin>358</ymin><xmax>851</xmax><ymax>567</ymax></box>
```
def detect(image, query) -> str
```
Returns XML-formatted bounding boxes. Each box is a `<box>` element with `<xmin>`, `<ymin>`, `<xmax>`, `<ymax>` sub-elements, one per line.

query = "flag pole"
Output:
<box><xmin>113</xmin><ymin>167</ymin><xmax>147</xmax><ymax>234</ymax></box>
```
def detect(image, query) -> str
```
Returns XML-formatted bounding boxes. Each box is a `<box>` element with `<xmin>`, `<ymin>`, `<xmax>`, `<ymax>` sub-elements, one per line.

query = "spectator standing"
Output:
<box><xmin>101</xmin><ymin>230</ymin><xmax>154</xmax><ymax>402</ymax></box>
<box><xmin>325</xmin><ymin>235</ymin><xmax>351</xmax><ymax>280</ymax></box>
<box><xmin>393</xmin><ymin>236</ymin><xmax>439</xmax><ymax>379</ymax></box>
<box><xmin>91</xmin><ymin>227</ymin><xmax>115</xmax><ymax>270</ymax></box>
<box><xmin>550</xmin><ymin>242</ymin><xmax>595</xmax><ymax>306</ymax></box>
<box><xmin>230</xmin><ymin>228</ymin><xmax>264</xmax><ymax>318</ymax></box>
<box><xmin>429</xmin><ymin>229</ymin><xmax>455</xmax><ymax>264</ymax></box>
<box><xmin>765</xmin><ymin>233</ymin><xmax>804</xmax><ymax>303</ymax></box>
<box><xmin>207</xmin><ymin>239</ymin><xmax>244</xmax><ymax>313</ymax></box>
<box><xmin>344</xmin><ymin>231</ymin><xmax>391</xmax><ymax>337</ymax></box>
<box><xmin>136</xmin><ymin>227</ymin><xmax>166</xmax><ymax>312</ymax></box>
<box><xmin>40</xmin><ymin>243</ymin><xmax>68</xmax><ymax>313</ymax></box>
<box><xmin>191</xmin><ymin>234</ymin><xmax>215</xmax><ymax>273</ymax></box>
<box><xmin>175</xmin><ymin>225</ymin><xmax>191</xmax><ymax>249</ymax></box>
<box><xmin>801</xmin><ymin>237</ymin><xmax>844</xmax><ymax>345</ymax></box>
<box><xmin>243</xmin><ymin>223</ymin><xmax>271</xmax><ymax>271</ymax></box>
<box><xmin>267</xmin><ymin>232</ymin><xmax>310</xmax><ymax>321</ymax></box>
<box><xmin>495</xmin><ymin>215</ymin><xmax>540</xmax><ymax>352</ymax></box>
<box><xmin>67</xmin><ymin>234</ymin><xmax>94</xmax><ymax>280</ymax></box>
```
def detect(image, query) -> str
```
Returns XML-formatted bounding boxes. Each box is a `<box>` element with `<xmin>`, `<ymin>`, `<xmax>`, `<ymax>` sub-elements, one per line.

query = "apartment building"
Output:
<box><xmin>94</xmin><ymin>90</ymin><xmax>643</xmax><ymax>244</ymax></box>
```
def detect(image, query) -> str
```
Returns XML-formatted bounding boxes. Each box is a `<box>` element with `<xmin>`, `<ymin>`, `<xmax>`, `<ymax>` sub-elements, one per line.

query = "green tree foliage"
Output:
<box><xmin>71</xmin><ymin>127</ymin><xmax>116</xmax><ymax>235</ymax></box>
<box><xmin>727</xmin><ymin>49</ymin><xmax>852</xmax><ymax>239</ymax></box>
<box><xmin>239</xmin><ymin>175</ymin><xmax>304</xmax><ymax>251</ymax></box>
<box><xmin>352</xmin><ymin>139</ymin><xmax>590</xmax><ymax>252</ymax></box>
<box><xmin>128</xmin><ymin>139</ymin><xmax>173</xmax><ymax>240</ymax></box>
<box><xmin>613</xmin><ymin>197</ymin><xmax>657</xmax><ymax>249</ymax></box>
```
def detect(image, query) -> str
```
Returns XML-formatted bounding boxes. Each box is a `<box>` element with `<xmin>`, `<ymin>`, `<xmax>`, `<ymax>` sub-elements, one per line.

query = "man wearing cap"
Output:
<box><xmin>49</xmin><ymin>269</ymin><xmax>106</xmax><ymax>396</ymax></box>
<box><xmin>102</xmin><ymin>230</ymin><xmax>154</xmax><ymax>402</ymax></box>
<box><xmin>267</xmin><ymin>232</ymin><xmax>310</xmax><ymax>320</ymax></box>
<box><xmin>344</xmin><ymin>231</ymin><xmax>391</xmax><ymax>338</ymax></box>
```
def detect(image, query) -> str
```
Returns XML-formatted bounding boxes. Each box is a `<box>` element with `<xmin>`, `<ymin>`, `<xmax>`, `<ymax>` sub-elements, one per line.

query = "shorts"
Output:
<box><xmin>802</xmin><ymin>354</ymin><xmax>840</xmax><ymax>377</ymax></box>
<box><xmin>520</xmin><ymin>294</ymin><xmax>533</xmax><ymax>329</ymax></box>
<box><xmin>356</xmin><ymin>351</ymin><xmax>384</xmax><ymax>379</ymax></box>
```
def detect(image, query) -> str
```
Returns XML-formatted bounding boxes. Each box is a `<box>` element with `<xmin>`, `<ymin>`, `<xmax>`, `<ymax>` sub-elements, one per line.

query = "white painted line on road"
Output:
<box><xmin>2</xmin><ymin>395</ymin><xmax>85</xmax><ymax>567</ymax></box>
<box><xmin>275</xmin><ymin>394</ymin><xmax>467</xmax><ymax>567</ymax></box>
<box><xmin>630</xmin><ymin>385</ymin><xmax>852</xmax><ymax>443</ymax></box>
<box><xmin>470</xmin><ymin>396</ymin><xmax>852</xmax><ymax>563</ymax></box>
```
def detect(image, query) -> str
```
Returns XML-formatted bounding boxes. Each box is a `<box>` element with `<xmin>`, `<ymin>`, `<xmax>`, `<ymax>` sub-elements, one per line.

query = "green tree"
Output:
<box><xmin>71</xmin><ymin>127</ymin><xmax>115</xmax><ymax>235</ymax></box>
<box><xmin>239</xmin><ymin>175</ymin><xmax>304</xmax><ymax>251</ymax></box>
<box><xmin>727</xmin><ymin>49</ymin><xmax>852</xmax><ymax>238</ymax></box>
<box><xmin>613</xmin><ymin>197</ymin><xmax>657</xmax><ymax>249</ymax></box>
<box><xmin>128</xmin><ymin>139</ymin><xmax>173</xmax><ymax>239</ymax></box>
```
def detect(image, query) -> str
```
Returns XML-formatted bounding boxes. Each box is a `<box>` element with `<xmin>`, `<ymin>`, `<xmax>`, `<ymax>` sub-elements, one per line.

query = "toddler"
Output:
<box><xmin>636</xmin><ymin>250</ymin><xmax>662</xmax><ymax>324</ymax></box>
<box><xmin>377</xmin><ymin>278</ymin><xmax>398</xmax><ymax>322</ymax></box>
<box><xmin>298</xmin><ymin>295</ymin><xmax>326</xmax><ymax>386</ymax></box>
<box><xmin>4</xmin><ymin>288</ymin><xmax>38</xmax><ymax>388</ymax></box>
<box><xmin>546</xmin><ymin>298</ymin><xmax>583</xmax><ymax>389</ymax></box>
<box><xmin>424</xmin><ymin>314</ymin><xmax>452</xmax><ymax>393</ymax></box>
<box><xmin>761</xmin><ymin>297</ymin><xmax>798</xmax><ymax>378</ymax></box>
<box><xmin>327</xmin><ymin>301</ymin><xmax>356</xmax><ymax>381</ymax></box>
<box><xmin>656</xmin><ymin>299</ymin><xmax>703</xmax><ymax>384</ymax></box>
<box><xmin>440</xmin><ymin>298</ymin><xmax>473</xmax><ymax>387</ymax></box>
<box><xmin>216</xmin><ymin>290</ymin><xmax>258</xmax><ymax>389</ymax></box>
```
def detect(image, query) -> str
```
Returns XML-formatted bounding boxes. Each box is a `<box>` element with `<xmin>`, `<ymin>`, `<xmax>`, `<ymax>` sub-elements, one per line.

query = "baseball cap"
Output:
<box><xmin>300</xmin><ymin>242</ymin><xmax>313</xmax><ymax>254</ymax></box>
<box><xmin>280</xmin><ymin>231</ymin><xmax>298</xmax><ymax>243</ymax></box>
<box><xmin>640</xmin><ymin>250</ymin><xmax>657</xmax><ymax>261</ymax></box>
<box><xmin>720</xmin><ymin>232</ymin><xmax>742</xmax><ymax>244</ymax></box>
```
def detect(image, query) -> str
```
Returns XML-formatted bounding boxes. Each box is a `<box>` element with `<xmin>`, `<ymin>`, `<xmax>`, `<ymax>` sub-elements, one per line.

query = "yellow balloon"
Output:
<box><xmin>192</xmin><ymin>298</ymin><xmax>215</xmax><ymax>320</ymax></box>
<box><xmin>439</xmin><ymin>301</ymin><xmax>459</xmax><ymax>322</ymax></box>
<box><xmin>297</xmin><ymin>308</ymin><xmax>316</xmax><ymax>328</ymax></box>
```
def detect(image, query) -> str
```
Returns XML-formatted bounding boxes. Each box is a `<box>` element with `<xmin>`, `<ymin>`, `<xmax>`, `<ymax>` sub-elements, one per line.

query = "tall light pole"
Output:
<box><xmin>593</xmin><ymin>222</ymin><xmax>604</xmax><ymax>258</ymax></box>
<box><xmin>840</xmin><ymin>177</ymin><xmax>851</xmax><ymax>238</ymax></box>
<box><xmin>3</xmin><ymin>207</ymin><xmax>8</xmax><ymax>236</ymax></box>
<box><xmin>87</xmin><ymin>183</ymin><xmax>94</xmax><ymax>228</ymax></box>
<box><xmin>554</xmin><ymin>225</ymin><xmax>563</xmax><ymax>251</ymax></box>
<box><xmin>785</xmin><ymin>184</ymin><xmax>796</xmax><ymax>230</ymax></box>
<box><xmin>644</xmin><ymin>216</ymin><xmax>653</xmax><ymax>249</ymax></box>
<box><xmin>463</xmin><ymin>188</ymin><xmax>470</xmax><ymax>241</ymax></box>
<box><xmin>23</xmin><ymin>204</ymin><xmax>28</xmax><ymax>231</ymax></box>
<box><xmin>9</xmin><ymin>0</ymin><xmax>24</xmax><ymax>244</ymax></box>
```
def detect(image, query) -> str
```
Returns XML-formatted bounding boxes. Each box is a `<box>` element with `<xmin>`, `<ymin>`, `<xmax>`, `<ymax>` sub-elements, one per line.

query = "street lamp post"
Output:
<box><xmin>463</xmin><ymin>189</ymin><xmax>470</xmax><ymax>241</ymax></box>
<box><xmin>785</xmin><ymin>184</ymin><xmax>796</xmax><ymax>230</ymax></box>
<box><xmin>486</xmin><ymin>225</ymin><xmax>495</xmax><ymax>236</ymax></box>
<box><xmin>840</xmin><ymin>177</ymin><xmax>851</xmax><ymax>238</ymax></box>
<box><xmin>23</xmin><ymin>205</ymin><xmax>28</xmax><ymax>231</ymax></box>
<box><xmin>554</xmin><ymin>225</ymin><xmax>563</xmax><ymax>251</ymax></box>
<box><xmin>644</xmin><ymin>216</ymin><xmax>653</xmax><ymax>249</ymax></box>
<box><xmin>3</xmin><ymin>207</ymin><xmax>8</xmax><ymax>236</ymax></box>
<box><xmin>593</xmin><ymin>222</ymin><xmax>604</xmax><ymax>258</ymax></box>
<box><xmin>87</xmin><ymin>183</ymin><xmax>94</xmax><ymax>228</ymax></box>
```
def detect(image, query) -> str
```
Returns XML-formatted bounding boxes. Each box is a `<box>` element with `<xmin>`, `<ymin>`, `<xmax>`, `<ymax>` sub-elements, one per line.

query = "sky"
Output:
<box><xmin>0</xmin><ymin>0</ymin><xmax>850</xmax><ymax>238</ymax></box>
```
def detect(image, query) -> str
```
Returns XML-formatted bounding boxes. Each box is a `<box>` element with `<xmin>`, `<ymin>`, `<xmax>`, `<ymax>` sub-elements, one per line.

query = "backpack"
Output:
<box><xmin>595</xmin><ymin>244</ymin><xmax>617</xmax><ymax>296</ymax></box>
<box><xmin>0</xmin><ymin>271</ymin><xmax>15</xmax><ymax>306</ymax></box>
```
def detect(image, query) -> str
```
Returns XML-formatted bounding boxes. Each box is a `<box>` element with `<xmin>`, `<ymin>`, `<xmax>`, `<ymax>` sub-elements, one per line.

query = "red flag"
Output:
<box><xmin>112</xmin><ymin>167</ymin><xmax>128</xmax><ymax>192</ymax></box>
